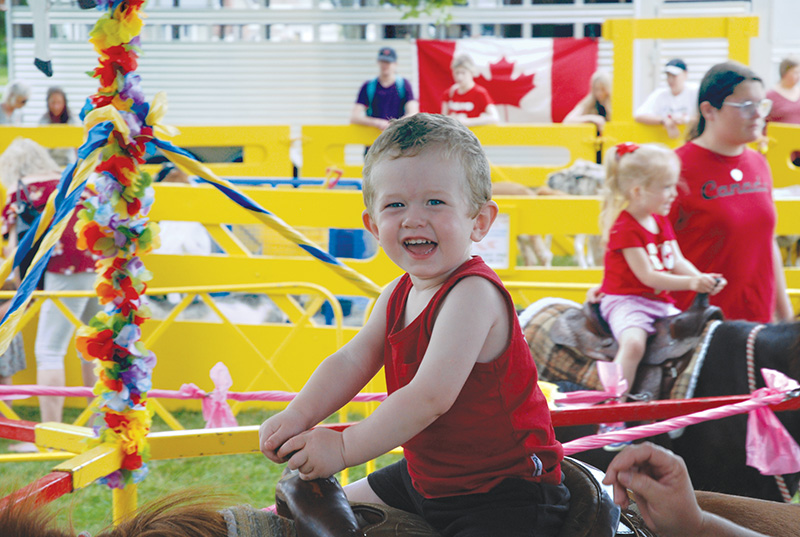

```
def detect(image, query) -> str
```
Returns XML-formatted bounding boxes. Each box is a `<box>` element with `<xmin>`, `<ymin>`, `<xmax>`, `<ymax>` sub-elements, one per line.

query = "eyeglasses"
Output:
<box><xmin>722</xmin><ymin>98</ymin><xmax>772</xmax><ymax>118</ymax></box>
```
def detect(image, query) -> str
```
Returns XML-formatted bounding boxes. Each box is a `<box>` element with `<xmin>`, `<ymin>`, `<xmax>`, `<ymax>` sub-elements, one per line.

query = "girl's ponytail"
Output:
<box><xmin>599</xmin><ymin>145</ymin><xmax>628</xmax><ymax>243</ymax></box>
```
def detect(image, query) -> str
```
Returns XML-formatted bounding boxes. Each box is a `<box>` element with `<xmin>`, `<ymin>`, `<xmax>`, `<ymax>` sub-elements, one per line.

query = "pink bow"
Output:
<box><xmin>559</xmin><ymin>361</ymin><xmax>629</xmax><ymax>405</ymax></box>
<box><xmin>745</xmin><ymin>368</ymin><xmax>800</xmax><ymax>475</ymax></box>
<box><xmin>178</xmin><ymin>362</ymin><xmax>238</xmax><ymax>429</ymax></box>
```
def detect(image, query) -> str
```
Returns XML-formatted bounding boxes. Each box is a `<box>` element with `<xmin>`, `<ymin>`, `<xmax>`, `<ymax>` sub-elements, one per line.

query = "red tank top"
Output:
<box><xmin>384</xmin><ymin>257</ymin><xmax>563</xmax><ymax>498</ymax></box>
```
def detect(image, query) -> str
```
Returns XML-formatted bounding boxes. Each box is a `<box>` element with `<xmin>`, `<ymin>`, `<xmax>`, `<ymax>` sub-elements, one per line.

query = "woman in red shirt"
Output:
<box><xmin>669</xmin><ymin>61</ymin><xmax>794</xmax><ymax>323</ymax></box>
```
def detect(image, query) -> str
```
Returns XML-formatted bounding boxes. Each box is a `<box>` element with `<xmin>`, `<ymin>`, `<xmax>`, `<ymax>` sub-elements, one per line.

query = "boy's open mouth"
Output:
<box><xmin>404</xmin><ymin>239</ymin><xmax>437</xmax><ymax>255</ymax></box>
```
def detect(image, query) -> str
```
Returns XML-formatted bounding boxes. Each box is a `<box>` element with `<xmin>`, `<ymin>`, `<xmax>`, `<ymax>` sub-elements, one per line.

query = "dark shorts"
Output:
<box><xmin>367</xmin><ymin>459</ymin><xmax>570</xmax><ymax>537</ymax></box>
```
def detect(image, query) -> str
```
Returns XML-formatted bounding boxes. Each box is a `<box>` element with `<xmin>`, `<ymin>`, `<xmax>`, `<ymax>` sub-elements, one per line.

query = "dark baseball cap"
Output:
<box><xmin>377</xmin><ymin>47</ymin><xmax>397</xmax><ymax>63</ymax></box>
<box><xmin>664</xmin><ymin>58</ymin><xmax>688</xmax><ymax>75</ymax></box>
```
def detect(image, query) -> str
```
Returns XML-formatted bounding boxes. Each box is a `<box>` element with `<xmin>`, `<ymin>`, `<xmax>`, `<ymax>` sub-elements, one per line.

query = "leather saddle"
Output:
<box><xmin>549</xmin><ymin>294</ymin><xmax>723</xmax><ymax>400</ymax></box>
<box><xmin>273</xmin><ymin>458</ymin><xmax>623</xmax><ymax>537</ymax></box>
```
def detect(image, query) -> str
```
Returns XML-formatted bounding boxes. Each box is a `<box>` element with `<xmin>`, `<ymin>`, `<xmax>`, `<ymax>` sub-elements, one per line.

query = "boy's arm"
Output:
<box><xmin>278</xmin><ymin>276</ymin><xmax>506</xmax><ymax>479</ymax></box>
<box><xmin>260</xmin><ymin>280</ymin><xmax>395</xmax><ymax>463</ymax></box>
<box><xmin>622</xmin><ymin>247</ymin><xmax>721</xmax><ymax>294</ymax></box>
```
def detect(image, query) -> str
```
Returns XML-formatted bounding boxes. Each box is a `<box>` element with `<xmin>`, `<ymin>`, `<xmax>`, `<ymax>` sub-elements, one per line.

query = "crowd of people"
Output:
<box><xmin>0</xmin><ymin>50</ymin><xmax>798</xmax><ymax>536</ymax></box>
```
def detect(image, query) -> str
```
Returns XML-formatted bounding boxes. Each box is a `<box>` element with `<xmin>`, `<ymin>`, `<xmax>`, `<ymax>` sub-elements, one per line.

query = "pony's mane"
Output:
<box><xmin>0</xmin><ymin>488</ymin><xmax>233</xmax><ymax>537</ymax></box>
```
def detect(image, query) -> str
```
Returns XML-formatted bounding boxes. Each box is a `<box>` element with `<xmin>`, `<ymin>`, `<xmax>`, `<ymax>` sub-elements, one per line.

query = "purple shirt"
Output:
<box><xmin>356</xmin><ymin>78</ymin><xmax>414</xmax><ymax>120</ymax></box>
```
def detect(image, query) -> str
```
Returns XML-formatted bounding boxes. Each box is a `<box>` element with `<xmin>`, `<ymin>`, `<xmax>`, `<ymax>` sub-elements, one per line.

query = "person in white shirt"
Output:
<box><xmin>635</xmin><ymin>59</ymin><xmax>699</xmax><ymax>139</ymax></box>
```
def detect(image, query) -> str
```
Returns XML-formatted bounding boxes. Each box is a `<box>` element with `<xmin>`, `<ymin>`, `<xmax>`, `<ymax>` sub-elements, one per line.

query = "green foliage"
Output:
<box><xmin>382</xmin><ymin>0</ymin><xmax>467</xmax><ymax>23</ymax></box>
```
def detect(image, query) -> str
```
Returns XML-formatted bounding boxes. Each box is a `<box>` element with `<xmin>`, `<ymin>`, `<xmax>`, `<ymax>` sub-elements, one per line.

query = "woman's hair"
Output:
<box><xmin>363</xmin><ymin>113</ymin><xmax>491</xmax><ymax>218</ymax></box>
<box><xmin>576</xmin><ymin>71</ymin><xmax>611</xmax><ymax>118</ymax></box>
<box><xmin>779</xmin><ymin>56</ymin><xmax>800</xmax><ymax>79</ymax></box>
<box><xmin>44</xmin><ymin>86</ymin><xmax>72</xmax><ymax>124</ymax></box>
<box><xmin>0</xmin><ymin>138</ymin><xmax>61</xmax><ymax>190</ymax></box>
<box><xmin>599</xmin><ymin>143</ymin><xmax>680</xmax><ymax>241</ymax></box>
<box><xmin>451</xmin><ymin>54</ymin><xmax>477</xmax><ymax>75</ymax></box>
<box><xmin>2</xmin><ymin>81</ymin><xmax>31</xmax><ymax>106</ymax></box>
<box><xmin>687</xmin><ymin>61</ymin><xmax>762</xmax><ymax>140</ymax></box>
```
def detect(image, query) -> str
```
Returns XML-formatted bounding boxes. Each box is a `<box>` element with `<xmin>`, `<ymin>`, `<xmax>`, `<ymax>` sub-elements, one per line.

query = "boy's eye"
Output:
<box><xmin>386</xmin><ymin>202</ymin><xmax>404</xmax><ymax>208</ymax></box>
<box><xmin>428</xmin><ymin>199</ymin><xmax>444</xmax><ymax>206</ymax></box>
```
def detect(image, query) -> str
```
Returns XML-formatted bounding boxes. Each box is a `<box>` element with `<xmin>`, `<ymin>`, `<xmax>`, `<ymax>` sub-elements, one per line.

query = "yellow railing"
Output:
<box><xmin>7</xmin><ymin>282</ymin><xmax>366</xmax><ymax>416</ymax></box>
<box><xmin>0</xmin><ymin>125</ymin><xmax>293</xmax><ymax>179</ymax></box>
<box><xmin>301</xmin><ymin>123</ymin><xmax>598</xmax><ymax>185</ymax></box>
<box><xmin>144</xmin><ymin>185</ymin><xmax>800</xmax><ymax>306</ymax></box>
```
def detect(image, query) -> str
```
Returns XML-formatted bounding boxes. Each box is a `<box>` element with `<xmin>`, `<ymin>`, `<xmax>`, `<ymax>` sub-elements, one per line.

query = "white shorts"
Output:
<box><xmin>599</xmin><ymin>294</ymin><xmax>680</xmax><ymax>341</ymax></box>
<box><xmin>35</xmin><ymin>272</ymin><xmax>102</xmax><ymax>370</ymax></box>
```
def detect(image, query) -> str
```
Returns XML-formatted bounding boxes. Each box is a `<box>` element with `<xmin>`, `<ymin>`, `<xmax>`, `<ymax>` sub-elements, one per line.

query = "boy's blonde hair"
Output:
<box><xmin>0</xmin><ymin>138</ymin><xmax>61</xmax><ymax>191</ymax></box>
<box><xmin>362</xmin><ymin>113</ymin><xmax>491</xmax><ymax>217</ymax></box>
<box><xmin>451</xmin><ymin>54</ymin><xmax>477</xmax><ymax>75</ymax></box>
<box><xmin>599</xmin><ymin>143</ymin><xmax>680</xmax><ymax>242</ymax></box>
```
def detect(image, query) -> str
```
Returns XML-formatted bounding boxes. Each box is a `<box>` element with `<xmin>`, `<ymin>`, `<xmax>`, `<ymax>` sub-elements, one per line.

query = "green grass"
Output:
<box><xmin>1</xmin><ymin>406</ymin><xmax>401</xmax><ymax>534</ymax></box>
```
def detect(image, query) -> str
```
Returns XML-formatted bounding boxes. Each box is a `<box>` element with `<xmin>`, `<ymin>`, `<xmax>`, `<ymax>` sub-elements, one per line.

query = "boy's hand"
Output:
<box><xmin>259</xmin><ymin>408</ymin><xmax>309</xmax><ymax>464</ymax></box>
<box><xmin>278</xmin><ymin>427</ymin><xmax>347</xmax><ymax>480</ymax></box>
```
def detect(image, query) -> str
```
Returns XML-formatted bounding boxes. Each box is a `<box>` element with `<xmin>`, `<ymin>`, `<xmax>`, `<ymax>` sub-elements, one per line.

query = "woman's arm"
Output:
<box><xmin>771</xmin><ymin>240</ymin><xmax>795</xmax><ymax>321</ymax></box>
<box><xmin>604</xmin><ymin>443</ymin><xmax>768</xmax><ymax>537</ymax></box>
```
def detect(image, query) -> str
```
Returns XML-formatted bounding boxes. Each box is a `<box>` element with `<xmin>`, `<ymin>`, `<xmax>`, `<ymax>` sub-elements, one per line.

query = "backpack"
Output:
<box><xmin>366</xmin><ymin>76</ymin><xmax>406</xmax><ymax>117</ymax></box>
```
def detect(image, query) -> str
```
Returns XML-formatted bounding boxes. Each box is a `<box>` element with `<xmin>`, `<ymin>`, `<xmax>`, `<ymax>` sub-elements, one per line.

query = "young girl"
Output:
<box><xmin>598</xmin><ymin>142</ymin><xmax>727</xmax><ymax>401</ymax></box>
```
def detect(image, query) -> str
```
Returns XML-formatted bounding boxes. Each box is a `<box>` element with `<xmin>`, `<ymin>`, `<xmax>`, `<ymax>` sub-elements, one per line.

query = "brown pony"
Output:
<box><xmin>3</xmin><ymin>470</ymin><xmax>800</xmax><ymax>537</ymax></box>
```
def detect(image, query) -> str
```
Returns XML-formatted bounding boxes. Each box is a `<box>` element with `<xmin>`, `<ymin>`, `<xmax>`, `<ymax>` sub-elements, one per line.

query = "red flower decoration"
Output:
<box><xmin>97</xmin><ymin>155</ymin><xmax>136</xmax><ymax>186</ymax></box>
<box><xmin>77</xmin><ymin>221</ymin><xmax>110</xmax><ymax>255</ymax></box>
<box><xmin>76</xmin><ymin>328</ymin><xmax>115</xmax><ymax>361</ymax></box>
<box><xmin>121</xmin><ymin>452</ymin><xmax>143</xmax><ymax>470</ymax></box>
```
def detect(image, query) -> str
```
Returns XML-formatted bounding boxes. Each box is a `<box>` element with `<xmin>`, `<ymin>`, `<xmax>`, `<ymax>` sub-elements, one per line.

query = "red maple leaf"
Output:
<box><xmin>475</xmin><ymin>57</ymin><xmax>536</xmax><ymax>107</ymax></box>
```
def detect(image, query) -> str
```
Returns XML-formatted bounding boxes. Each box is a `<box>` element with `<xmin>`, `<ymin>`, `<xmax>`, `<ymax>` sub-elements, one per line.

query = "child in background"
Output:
<box><xmin>597</xmin><ymin>143</ymin><xmax>726</xmax><ymax>404</ymax></box>
<box><xmin>260</xmin><ymin>114</ymin><xmax>569</xmax><ymax>537</ymax></box>
<box><xmin>441</xmin><ymin>54</ymin><xmax>500</xmax><ymax>127</ymax></box>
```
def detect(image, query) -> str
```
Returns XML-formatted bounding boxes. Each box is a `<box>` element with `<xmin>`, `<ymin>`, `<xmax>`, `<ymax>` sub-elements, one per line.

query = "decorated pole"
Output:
<box><xmin>73</xmin><ymin>0</ymin><xmax>159</xmax><ymax>505</ymax></box>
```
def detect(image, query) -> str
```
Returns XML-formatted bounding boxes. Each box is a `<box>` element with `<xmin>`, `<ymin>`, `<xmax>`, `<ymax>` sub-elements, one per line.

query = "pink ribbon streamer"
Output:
<box><xmin>0</xmin><ymin>385</ymin><xmax>388</xmax><ymax>403</ymax></box>
<box><xmin>178</xmin><ymin>362</ymin><xmax>238</xmax><ymax>429</ymax></box>
<box><xmin>558</xmin><ymin>361</ymin><xmax>628</xmax><ymax>405</ymax></box>
<box><xmin>563</xmin><ymin>368</ymin><xmax>799</xmax><ymax>457</ymax></box>
<box><xmin>745</xmin><ymin>368</ymin><xmax>800</xmax><ymax>475</ymax></box>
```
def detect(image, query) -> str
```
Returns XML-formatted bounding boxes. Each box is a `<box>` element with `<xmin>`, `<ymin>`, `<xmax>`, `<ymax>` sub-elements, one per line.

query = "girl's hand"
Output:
<box><xmin>706</xmin><ymin>274</ymin><xmax>727</xmax><ymax>296</ymax></box>
<box><xmin>586</xmin><ymin>285</ymin><xmax>604</xmax><ymax>304</ymax></box>
<box><xmin>278</xmin><ymin>427</ymin><xmax>347</xmax><ymax>480</ymax></box>
<box><xmin>689</xmin><ymin>274</ymin><xmax>721</xmax><ymax>294</ymax></box>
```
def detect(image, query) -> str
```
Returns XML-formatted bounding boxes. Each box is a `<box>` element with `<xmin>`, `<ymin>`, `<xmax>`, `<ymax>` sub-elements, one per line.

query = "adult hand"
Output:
<box><xmin>603</xmin><ymin>443</ymin><xmax>703</xmax><ymax>537</ymax></box>
<box><xmin>663</xmin><ymin>116</ymin><xmax>681</xmax><ymax>139</ymax></box>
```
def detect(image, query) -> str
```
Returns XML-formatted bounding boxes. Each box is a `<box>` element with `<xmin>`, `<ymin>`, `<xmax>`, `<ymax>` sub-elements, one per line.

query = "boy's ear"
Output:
<box><xmin>362</xmin><ymin>209</ymin><xmax>380</xmax><ymax>240</ymax></box>
<box><xmin>470</xmin><ymin>200</ymin><xmax>499</xmax><ymax>242</ymax></box>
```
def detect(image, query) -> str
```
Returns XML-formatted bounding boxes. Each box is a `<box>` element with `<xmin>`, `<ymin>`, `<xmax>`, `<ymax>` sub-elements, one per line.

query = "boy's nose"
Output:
<box><xmin>402</xmin><ymin>208</ymin><xmax>426</xmax><ymax>228</ymax></box>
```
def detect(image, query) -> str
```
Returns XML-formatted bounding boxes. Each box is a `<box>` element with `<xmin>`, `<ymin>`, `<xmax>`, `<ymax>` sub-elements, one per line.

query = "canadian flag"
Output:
<box><xmin>417</xmin><ymin>38</ymin><xmax>598</xmax><ymax>123</ymax></box>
